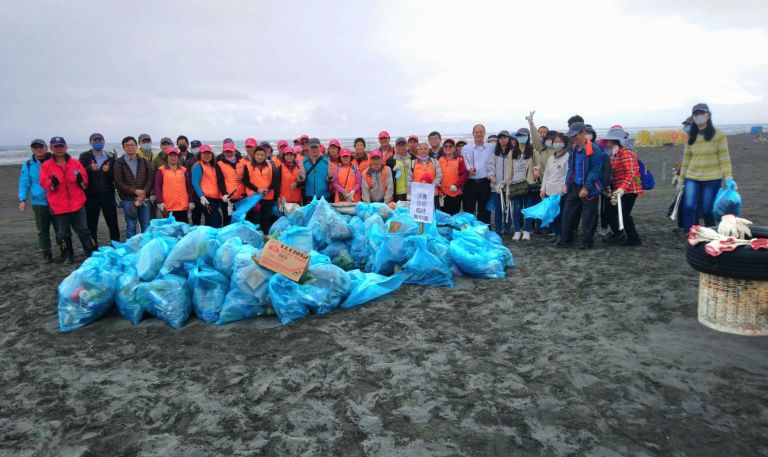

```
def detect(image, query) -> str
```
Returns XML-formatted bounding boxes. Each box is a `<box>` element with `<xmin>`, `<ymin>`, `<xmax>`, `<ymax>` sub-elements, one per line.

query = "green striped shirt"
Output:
<box><xmin>681</xmin><ymin>129</ymin><xmax>732</xmax><ymax>182</ymax></box>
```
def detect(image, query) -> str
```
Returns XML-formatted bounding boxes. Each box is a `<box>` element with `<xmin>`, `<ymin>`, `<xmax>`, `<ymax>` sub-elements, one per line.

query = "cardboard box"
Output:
<box><xmin>255</xmin><ymin>239</ymin><xmax>310</xmax><ymax>282</ymax></box>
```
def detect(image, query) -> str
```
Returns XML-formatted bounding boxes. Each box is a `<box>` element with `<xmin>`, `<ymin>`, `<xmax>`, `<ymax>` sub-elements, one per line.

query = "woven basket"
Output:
<box><xmin>698</xmin><ymin>273</ymin><xmax>768</xmax><ymax>336</ymax></box>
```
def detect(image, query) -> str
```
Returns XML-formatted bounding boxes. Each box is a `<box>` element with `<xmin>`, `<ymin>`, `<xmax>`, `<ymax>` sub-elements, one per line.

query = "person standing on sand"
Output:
<box><xmin>191</xmin><ymin>144</ymin><xmax>227</xmax><ymax>228</ymax></box>
<box><xmin>154</xmin><ymin>147</ymin><xmax>194</xmax><ymax>223</ymax></box>
<box><xmin>456</xmin><ymin>139</ymin><xmax>467</xmax><ymax>155</ymax></box>
<box><xmin>427</xmin><ymin>131</ymin><xmax>443</xmax><ymax>158</ymax></box>
<box><xmin>277</xmin><ymin>148</ymin><xmax>305</xmax><ymax>210</ymax></box>
<box><xmin>438</xmin><ymin>138</ymin><xmax>468</xmax><ymax>215</ymax></box>
<box><xmin>333</xmin><ymin>148</ymin><xmax>362</xmax><ymax>203</ymax></box>
<box><xmin>511</xmin><ymin>127</ymin><xmax>542</xmax><ymax>240</ymax></box>
<box><xmin>406</xmin><ymin>135</ymin><xmax>419</xmax><ymax>159</ymax></box>
<box><xmin>301</xmin><ymin>139</ymin><xmax>330</xmax><ymax>204</ymax></box>
<box><xmin>18</xmin><ymin>139</ymin><xmax>54</xmax><ymax>263</ymax></box>
<box><xmin>540</xmin><ymin>133</ymin><xmax>569</xmax><ymax>243</ymax></box>
<box><xmin>362</xmin><ymin>149</ymin><xmax>394</xmax><ymax>203</ymax></box>
<box><xmin>113</xmin><ymin>136</ymin><xmax>153</xmax><ymax>238</ymax></box>
<box><xmin>677</xmin><ymin>103</ymin><xmax>733</xmax><ymax>232</ymax></box>
<box><xmin>40</xmin><ymin>137</ymin><xmax>94</xmax><ymax>264</ymax></box>
<box><xmin>242</xmin><ymin>146</ymin><xmax>280</xmax><ymax>232</ymax></box>
<box><xmin>352</xmin><ymin>138</ymin><xmax>369</xmax><ymax>172</ymax></box>
<box><xmin>79</xmin><ymin>133</ymin><xmax>120</xmax><ymax>245</ymax></box>
<box><xmin>462</xmin><ymin>124</ymin><xmax>493</xmax><ymax>223</ymax></box>
<box><xmin>558</xmin><ymin>122</ymin><xmax>604</xmax><ymax>249</ymax></box>
<box><xmin>409</xmin><ymin>142</ymin><xmax>443</xmax><ymax>207</ymax></box>
<box><xmin>386</xmin><ymin>137</ymin><xmax>412</xmax><ymax>202</ymax></box>
<box><xmin>487</xmin><ymin>131</ymin><xmax>514</xmax><ymax>235</ymax></box>
<box><xmin>217</xmin><ymin>141</ymin><xmax>245</xmax><ymax>226</ymax></box>
<box><xmin>137</xmin><ymin>133</ymin><xmax>154</xmax><ymax>162</ymax></box>
<box><xmin>601</xmin><ymin>127</ymin><xmax>643</xmax><ymax>246</ymax></box>
<box><xmin>377</xmin><ymin>131</ymin><xmax>394</xmax><ymax>162</ymax></box>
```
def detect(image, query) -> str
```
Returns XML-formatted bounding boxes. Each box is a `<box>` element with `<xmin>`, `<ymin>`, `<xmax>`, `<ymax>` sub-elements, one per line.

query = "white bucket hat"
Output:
<box><xmin>602</xmin><ymin>127</ymin><xmax>629</xmax><ymax>146</ymax></box>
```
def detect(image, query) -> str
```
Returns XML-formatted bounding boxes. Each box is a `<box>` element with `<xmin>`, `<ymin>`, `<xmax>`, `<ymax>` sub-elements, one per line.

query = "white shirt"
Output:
<box><xmin>462</xmin><ymin>142</ymin><xmax>493</xmax><ymax>180</ymax></box>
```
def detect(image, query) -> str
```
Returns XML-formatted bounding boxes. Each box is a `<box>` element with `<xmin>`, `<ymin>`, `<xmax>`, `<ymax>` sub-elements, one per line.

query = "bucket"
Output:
<box><xmin>698</xmin><ymin>273</ymin><xmax>768</xmax><ymax>336</ymax></box>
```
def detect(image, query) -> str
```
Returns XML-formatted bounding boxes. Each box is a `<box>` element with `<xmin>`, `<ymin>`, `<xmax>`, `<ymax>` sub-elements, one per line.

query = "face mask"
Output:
<box><xmin>92</xmin><ymin>143</ymin><xmax>104</xmax><ymax>152</ymax></box>
<box><xmin>140</xmin><ymin>144</ymin><xmax>152</xmax><ymax>153</ymax></box>
<box><xmin>693</xmin><ymin>114</ymin><xmax>708</xmax><ymax>126</ymax></box>
<box><xmin>611</xmin><ymin>144</ymin><xmax>620</xmax><ymax>154</ymax></box>
<box><xmin>544</xmin><ymin>140</ymin><xmax>553</xmax><ymax>148</ymax></box>
<box><xmin>552</xmin><ymin>142</ymin><xmax>565</xmax><ymax>151</ymax></box>
<box><xmin>586</xmin><ymin>133</ymin><xmax>594</xmax><ymax>141</ymax></box>
<box><xmin>517</xmin><ymin>136</ymin><xmax>528</xmax><ymax>144</ymax></box>
<box><xmin>190</xmin><ymin>147</ymin><xmax>200</xmax><ymax>154</ymax></box>
<box><xmin>178</xmin><ymin>145</ymin><xmax>188</xmax><ymax>153</ymax></box>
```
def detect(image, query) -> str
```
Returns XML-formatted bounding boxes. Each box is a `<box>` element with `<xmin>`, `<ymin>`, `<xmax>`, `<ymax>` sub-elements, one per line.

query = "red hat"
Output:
<box><xmin>407</xmin><ymin>135</ymin><xmax>419</xmax><ymax>142</ymax></box>
<box><xmin>293</xmin><ymin>138</ymin><xmax>301</xmax><ymax>145</ymax></box>
<box><xmin>199</xmin><ymin>144</ymin><xmax>212</xmax><ymax>153</ymax></box>
<box><xmin>300</xmin><ymin>134</ymin><xmax>310</xmax><ymax>141</ymax></box>
<box><xmin>245</xmin><ymin>138</ymin><xmax>257</xmax><ymax>147</ymax></box>
<box><xmin>369</xmin><ymin>149</ymin><xmax>383</xmax><ymax>158</ymax></box>
<box><xmin>320</xmin><ymin>145</ymin><xmax>326</xmax><ymax>153</ymax></box>
<box><xmin>378</xmin><ymin>130</ymin><xmax>390</xmax><ymax>139</ymax></box>
<box><xmin>328</xmin><ymin>139</ymin><xmax>341</xmax><ymax>148</ymax></box>
<box><xmin>420</xmin><ymin>174</ymin><xmax>434</xmax><ymax>184</ymax></box>
<box><xmin>443</xmin><ymin>138</ymin><xmax>456</xmax><ymax>146</ymax></box>
<box><xmin>283</xmin><ymin>147</ymin><xmax>295</xmax><ymax>155</ymax></box>
<box><xmin>223</xmin><ymin>142</ymin><xmax>236</xmax><ymax>152</ymax></box>
<box><xmin>339</xmin><ymin>147</ymin><xmax>352</xmax><ymax>157</ymax></box>
<box><xmin>277</xmin><ymin>139</ymin><xmax>289</xmax><ymax>149</ymax></box>
<box><xmin>166</xmin><ymin>146</ymin><xmax>180</xmax><ymax>155</ymax></box>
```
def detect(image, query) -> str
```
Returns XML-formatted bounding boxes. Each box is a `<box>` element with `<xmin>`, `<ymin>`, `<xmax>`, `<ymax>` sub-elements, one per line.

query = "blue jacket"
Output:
<box><xmin>302</xmin><ymin>156</ymin><xmax>330</xmax><ymax>199</ymax></box>
<box><xmin>565</xmin><ymin>141</ymin><xmax>603</xmax><ymax>197</ymax></box>
<box><xmin>18</xmin><ymin>153</ymin><xmax>52</xmax><ymax>206</ymax></box>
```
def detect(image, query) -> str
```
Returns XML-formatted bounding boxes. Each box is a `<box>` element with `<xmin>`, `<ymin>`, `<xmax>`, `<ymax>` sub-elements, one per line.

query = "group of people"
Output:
<box><xmin>17</xmin><ymin>103</ymin><xmax>733</xmax><ymax>264</ymax></box>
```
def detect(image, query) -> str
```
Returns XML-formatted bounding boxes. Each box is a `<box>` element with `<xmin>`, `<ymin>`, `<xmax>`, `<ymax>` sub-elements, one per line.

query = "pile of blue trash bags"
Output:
<box><xmin>58</xmin><ymin>194</ymin><xmax>514</xmax><ymax>332</ymax></box>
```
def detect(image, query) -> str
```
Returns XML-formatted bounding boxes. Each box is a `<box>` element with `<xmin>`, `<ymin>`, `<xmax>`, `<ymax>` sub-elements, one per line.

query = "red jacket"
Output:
<box><xmin>610</xmin><ymin>147</ymin><xmax>643</xmax><ymax>195</ymax></box>
<box><xmin>40</xmin><ymin>154</ymin><xmax>88</xmax><ymax>215</ymax></box>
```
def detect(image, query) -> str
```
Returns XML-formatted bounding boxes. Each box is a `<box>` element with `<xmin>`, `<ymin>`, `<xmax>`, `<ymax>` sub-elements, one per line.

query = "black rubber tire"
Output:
<box><xmin>686</xmin><ymin>226</ymin><xmax>768</xmax><ymax>280</ymax></box>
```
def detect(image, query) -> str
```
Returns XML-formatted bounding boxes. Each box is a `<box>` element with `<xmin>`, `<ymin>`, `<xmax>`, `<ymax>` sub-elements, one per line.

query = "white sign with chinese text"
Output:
<box><xmin>409</xmin><ymin>182</ymin><xmax>435</xmax><ymax>224</ymax></box>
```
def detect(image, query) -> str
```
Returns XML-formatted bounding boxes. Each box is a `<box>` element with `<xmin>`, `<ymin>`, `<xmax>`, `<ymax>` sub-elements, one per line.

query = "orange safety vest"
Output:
<box><xmin>335</xmin><ymin>164</ymin><xmax>361</xmax><ymax>203</ymax></box>
<box><xmin>272</xmin><ymin>156</ymin><xmax>282</xmax><ymax>168</ymax></box>
<box><xmin>280</xmin><ymin>163</ymin><xmax>303</xmax><ymax>204</ymax></box>
<box><xmin>160</xmin><ymin>166</ymin><xmax>189</xmax><ymax>211</ymax></box>
<box><xmin>364</xmin><ymin>167</ymin><xmax>388</xmax><ymax>190</ymax></box>
<box><xmin>217</xmin><ymin>158</ymin><xmax>245</xmax><ymax>201</ymax></box>
<box><xmin>245</xmin><ymin>161</ymin><xmax>275</xmax><ymax>200</ymax></box>
<box><xmin>198</xmin><ymin>161</ymin><xmax>222</xmax><ymax>199</ymax></box>
<box><xmin>352</xmin><ymin>158</ymin><xmax>369</xmax><ymax>173</ymax></box>
<box><xmin>412</xmin><ymin>159</ymin><xmax>439</xmax><ymax>195</ymax></box>
<box><xmin>439</xmin><ymin>156</ymin><xmax>463</xmax><ymax>197</ymax></box>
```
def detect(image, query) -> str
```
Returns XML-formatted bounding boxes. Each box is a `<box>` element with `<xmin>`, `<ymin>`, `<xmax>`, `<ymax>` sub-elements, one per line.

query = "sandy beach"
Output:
<box><xmin>1</xmin><ymin>134</ymin><xmax>767</xmax><ymax>456</ymax></box>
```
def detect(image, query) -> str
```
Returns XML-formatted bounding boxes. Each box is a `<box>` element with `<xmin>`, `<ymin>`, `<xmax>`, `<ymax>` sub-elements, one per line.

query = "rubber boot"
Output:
<box><xmin>63</xmin><ymin>239</ymin><xmax>75</xmax><ymax>265</ymax></box>
<box><xmin>79</xmin><ymin>235</ymin><xmax>96</xmax><ymax>258</ymax></box>
<box><xmin>57</xmin><ymin>238</ymin><xmax>68</xmax><ymax>264</ymax></box>
<box><xmin>43</xmin><ymin>250</ymin><xmax>53</xmax><ymax>263</ymax></box>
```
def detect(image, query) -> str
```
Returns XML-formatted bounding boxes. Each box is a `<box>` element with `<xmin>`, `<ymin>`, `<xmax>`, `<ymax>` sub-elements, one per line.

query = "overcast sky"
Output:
<box><xmin>1</xmin><ymin>0</ymin><xmax>766</xmax><ymax>145</ymax></box>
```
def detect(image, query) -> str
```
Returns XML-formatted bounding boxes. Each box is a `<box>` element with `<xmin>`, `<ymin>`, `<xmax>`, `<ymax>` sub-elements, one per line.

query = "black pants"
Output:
<box><xmin>202</xmin><ymin>198</ymin><xmax>223</xmax><ymax>228</ymax></box>
<box><xmin>560</xmin><ymin>185</ymin><xmax>599</xmax><ymax>246</ymax></box>
<box><xmin>222</xmin><ymin>199</ymin><xmax>240</xmax><ymax>226</ymax></box>
<box><xmin>394</xmin><ymin>193</ymin><xmax>407</xmax><ymax>202</ymax></box>
<box><xmin>607</xmin><ymin>193</ymin><xmax>640</xmax><ymax>243</ymax></box>
<box><xmin>248</xmin><ymin>200</ymin><xmax>274</xmax><ymax>233</ymax></box>
<box><xmin>462</xmin><ymin>178</ymin><xmax>491</xmax><ymax>223</ymax></box>
<box><xmin>54</xmin><ymin>207</ymin><xmax>94</xmax><ymax>256</ymax></box>
<box><xmin>170</xmin><ymin>210</ymin><xmax>188</xmax><ymax>223</ymax></box>
<box><xmin>85</xmin><ymin>192</ymin><xmax>120</xmax><ymax>243</ymax></box>
<box><xmin>191</xmin><ymin>199</ymin><xmax>204</xmax><ymax>225</ymax></box>
<box><xmin>441</xmin><ymin>195</ymin><xmax>462</xmax><ymax>215</ymax></box>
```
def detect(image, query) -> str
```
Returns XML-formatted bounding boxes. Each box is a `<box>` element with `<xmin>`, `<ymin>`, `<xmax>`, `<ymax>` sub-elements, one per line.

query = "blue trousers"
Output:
<box><xmin>513</xmin><ymin>194</ymin><xmax>534</xmax><ymax>232</ymax></box>
<box><xmin>492</xmin><ymin>193</ymin><xmax>511</xmax><ymax>234</ymax></box>
<box><xmin>121</xmin><ymin>200</ymin><xmax>150</xmax><ymax>239</ymax></box>
<box><xmin>682</xmin><ymin>179</ymin><xmax>720</xmax><ymax>231</ymax></box>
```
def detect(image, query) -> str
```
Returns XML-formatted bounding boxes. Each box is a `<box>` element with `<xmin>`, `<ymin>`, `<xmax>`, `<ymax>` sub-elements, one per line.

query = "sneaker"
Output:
<box><xmin>43</xmin><ymin>251</ymin><xmax>53</xmax><ymax>264</ymax></box>
<box><xmin>512</xmin><ymin>232</ymin><xmax>522</xmax><ymax>241</ymax></box>
<box><xmin>522</xmin><ymin>231</ymin><xmax>531</xmax><ymax>241</ymax></box>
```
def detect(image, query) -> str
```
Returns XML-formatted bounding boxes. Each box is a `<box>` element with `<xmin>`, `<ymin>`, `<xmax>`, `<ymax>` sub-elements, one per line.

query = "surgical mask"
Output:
<box><xmin>544</xmin><ymin>140</ymin><xmax>553</xmax><ymax>148</ymax></box>
<box><xmin>178</xmin><ymin>145</ymin><xmax>188</xmax><ymax>153</ymax></box>
<box><xmin>140</xmin><ymin>144</ymin><xmax>152</xmax><ymax>153</ymax></box>
<box><xmin>586</xmin><ymin>133</ymin><xmax>594</xmax><ymax>141</ymax></box>
<box><xmin>190</xmin><ymin>147</ymin><xmax>200</xmax><ymax>154</ymax></box>
<box><xmin>92</xmin><ymin>143</ymin><xmax>104</xmax><ymax>152</ymax></box>
<box><xmin>693</xmin><ymin>114</ymin><xmax>708</xmax><ymax>126</ymax></box>
<box><xmin>517</xmin><ymin>136</ymin><xmax>528</xmax><ymax>144</ymax></box>
<box><xmin>552</xmin><ymin>142</ymin><xmax>565</xmax><ymax>151</ymax></box>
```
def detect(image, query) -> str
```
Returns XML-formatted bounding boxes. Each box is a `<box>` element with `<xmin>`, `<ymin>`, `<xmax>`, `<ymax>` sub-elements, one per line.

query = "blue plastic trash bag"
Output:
<box><xmin>145</xmin><ymin>215</ymin><xmax>191</xmax><ymax>239</ymax></box>
<box><xmin>305</xmin><ymin>262</ymin><xmax>351</xmax><ymax>313</ymax></box>
<box><xmin>160</xmin><ymin>226</ymin><xmax>219</xmax><ymax>276</ymax></box>
<box><xmin>58</xmin><ymin>255</ymin><xmax>119</xmax><ymax>332</ymax></box>
<box><xmin>218</xmin><ymin>219</ymin><xmax>264</xmax><ymax>247</ymax></box>
<box><xmin>268</xmin><ymin>275</ymin><xmax>322</xmax><ymax>324</ymax></box>
<box><xmin>355</xmin><ymin>202</ymin><xmax>393</xmax><ymax>221</ymax></box>
<box><xmin>434</xmin><ymin>210</ymin><xmax>455</xmax><ymax>239</ymax></box>
<box><xmin>231</xmin><ymin>193</ymin><xmax>263</xmax><ymax>223</ymax></box>
<box><xmin>449</xmin><ymin>230</ymin><xmax>514</xmax><ymax>279</ymax></box>
<box><xmin>350</xmin><ymin>215</ymin><xmax>385</xmax><ymax>271</ymax></box>
<box><xmin>116</xmin><ymin>268</ymin><xmax>143</xmax><ymax>325</ymax></box>
<box><xmin>401</xmin><ymin>236</ymin><xmax>454</xmax><ymax>287</ymax></box>
<box><xmin>218</xmin><ymin>245</ymin><xmax>274</xmax><ymax>324</ymax></box>
<box><xmin>341</xmin><ymin>269</ymin><xmax>405</xmax><ymax>309</ymax></box>
<box><xmin>287</xmin><ymin>198</ymin><xmax>319</xmax><ymax>226</ymax></box>
<box><xmin>112</xmin><ymin>232</ymin><xmax>151</xmax><ymax>256</ymax></box>
<box><xmin>136</xmin><ymin>235</ymin><xmax>177</xmax><ymax>281</ymax></box>
<box><xmin>118</xmin><ymin>252</ymin><xmax>138</xmax><ymax>272</ymax></box>
<box><xmin>485</xmin><ymin>194</ymin><xmax>498</xmax><ymax>213</ymax></box>
<box><xmin>92</xmin><ymin>246</ymin><xmax>122</xmax><ymax>270</ymax></box>
<box><xmin>307</xmin><ymin>198</ymin><xmax>352</xmax><ymax>248</ymax></box>
<box><xmin>309</xmin><ymin>250</ymin><xmax>332</xmax><ymax>266</ymax></box>
<box><xmin>713</xmin><ymin>179</ymin><xmax>741</xmax><ymax>222</ymax></box>
<box><xmin>188</xmin><ymin>266</ymin><xmax>229</xmax><ymax>324</ymax></box>
<box><xmin>522</xmin><ymin>193</ymin><xmax>561</xmax><ymax>228</ymax></box>
<box><xmin>370</xmin><ymin>213</ymin><xmax>419</xmax><ymax>275</ymax></box>
<box><xmin>451</xmin><ymin>212</ymin><xmax>483</xmax><ymax>229</ymax></box>
<box><xmin>213</xmin><ymin>237</ymin><xmax>244</xmax><ymax>275</ymax></box>
<box><xmin>278</xmin><ymin>226</ymin><xmax>314</xmax><ymax>253</ymax></box>
<box><xmin>135</xmin><ymin>274</ymin><xmax>191</xmax><ymax>330</ymax></box>
<box><xmin>320</xmin><ymin>241</ymin><xmax>355</xmax><ymax>271</ymax></box>
<box><xmin>269</xmin><ymin>216</ymin><xmax>292</xmax><ymax>236</ymax></box>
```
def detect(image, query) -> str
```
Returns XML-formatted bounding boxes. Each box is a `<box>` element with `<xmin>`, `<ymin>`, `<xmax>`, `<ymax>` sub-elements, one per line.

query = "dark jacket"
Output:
<box><xmin>566</xmin><ymin>141</ymin><xmax>603</xmax><ymax>197</ymax></box>
<box><xmin>79</xmin><ymin>149</ymin><xmax>116</xmax><ymax>196</ymax></box>
<box><xmin>113</xmin><ymin>155</ymin><xmax>153</xmax><ymax>201</ymax></box>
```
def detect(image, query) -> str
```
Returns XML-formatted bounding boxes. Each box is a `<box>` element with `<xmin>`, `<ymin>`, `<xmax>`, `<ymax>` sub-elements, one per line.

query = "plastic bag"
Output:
<box><xmin>451</xmin><ymin>212</ymin><xmax>484</xmax><ymax>229</ymax></box>
<box><xmin>112</xmin><ymin>232</ymin><xmax>151</xmax><ymax>256</ymax></box>
<box><xmin>449</xmin><ymin>230</ymin><xmax>514</xmax><ymax>279</ymax></box>
<box><xmin>269</xmin><ymin>216</ymin><xmax>292</xmax><ymax>236</ymax></box>
<box><xmin>370</xmin><ymin>213</ymin><xmax>419</xmax><ymax>275</ymax></box>
<box><xmin>136</xmin><ymin>236</ymin><xmax>177</xmax><ymax>281</ymax></box>
<box><xmin>218</xmin><ymin>219</ymin><xmax>264</xmax><ymax>248</ymax></box>
<box><xmin>401</xmin><ymin>236</ymin><xmax>454</xmax><ymax>287</ymax></box>
<box><xmin>116</xmin><ymin>268</ymin><xmax>143</xmax><ymax>325</ymax></box>
<box><xmin>713</xmin><ymin>179</ymin><xmax>741</xmax><ymax>222</ymax></box>
<box><xmin>268</xmin><ymin>274</ymin><xmax>321</xmax><ymax>325</ymax></box>
<box><xmin>188</xmin><ymin>266</ymin><xmax>229</xmax><ymax>324</ymax></box>
<box><xmin>135</xmin><ymin>274</ymin><xmax>191</xmax><ymax>330</ymax></box>
<box><xmin>231</xmin><ymin>193</ymin><xmax>263</xmax><ymax>223</ymax></box>
<box><xmin>213</xmin><ymin>237</ymin><xmax>244</xmax><ymax>275</ymax></box>
<box><xmin>307</xmin><ymin>198</ymin><xmax>352</xmax><ymax>248</ymax></box>
<box><xmin>355</xmin><ymin>202</ymin><xmax>393</xmax><ymax>221</ymax></box>
<box><xmin>305</xmin><ymin>262</ymin><xmax>351</xmax><ymax>313</ymax></box>
<box><xmin>521</xmin><ymin>193</ymin><xmax>561</xmax><ymax>228</ymax></box>
<box><xmin>58</xmin><ymin>256</ymin><xmax>119</xmax><ymax>332</ymax></box>
<box><xmin>350</xmin><ymin>215</ymin><xmax>385</xmax><ymax>271</ymax></box>
<box><xmin>160</xmin><ymin>226</ymin><xmax>219</xmax><ymax>276</ymax></box>
<box><xmin>277</xmin><ymin>226</ymin><xmax>314</xmax><ymax>253</ymax></box>
<box><xmin>218</xmin><ymin>245</ymin><xmax>274</xmax><ymax>324</ymax></box>
<box><xmin>145</xmin><ymin>215</ymin><xmax>191</xmax><ymax>239</ymax></box>
<box><xmin>341</xmin><ymin>269</ymin><xmax>405</xmax><ymax>309</ymax></box>
<box><xmin>434</xmin><ymin>210</ymin><xmax>455</xmax><ymax>239</ymax></box>
<box><xmin>320</xmin><ymin>241</ymin><xmax>355</xmax><ymax>271</ymax></box>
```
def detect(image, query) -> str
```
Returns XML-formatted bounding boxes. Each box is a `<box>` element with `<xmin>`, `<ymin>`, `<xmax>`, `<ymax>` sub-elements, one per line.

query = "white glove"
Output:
<box><xmin>157</xmin><ymin>203</ymin><xmax>166</xmax><ymax>212</ymax></box>
<box><xmin>525</xmin><ymin>110</ymin><xmax>535</xmax><ymax>122</ymax></box>
<box><xmin>199</xmin><ymin>196</ymin><xmax>210</xmax><ymax>206</ymax></box>
<box><xmin>439</xmin><ymin>194</ymin><xmax>445</xmax><ymax>207</ymax></box>
<box><xmin>149</xmin><ymin>195</ymin><xmax>157</xmax><ymax>204</ymax></box>
<box><xmin>346</xmin><ymin>191</ymin><xmax>355</xmax><ymax>201</ymax></box>
<box><xmin>227</xmin><ymin>201</ymin><xmax>234</xmax><ymax>215</ymax></box>
<box><xmin>613</xmin><ymin>188</ymin><xmax>625</xmax><ymax>199</ymax></box>
<box><xmin>495</xmin><ymin>183</ymin><xmax>503</xmax><ymax>194</ymax></box>
<box><xmin>671</xmin><ymin>175</ymin><xmax>679</xmax><ymax>187</ymax></box>
<box><xmin>189</xmin><ymin>202</ymin><xmax>195</xmax><ymax>211</ymax></box>
<box><xmin>393</xmin><ymin>163</ymin><xmax>402</xmax><ymax>172</ymax></box>
<box><xmin>717</xmin><ymin>214</ymin><xmax>752</xmax><ymax>239</ymax></box>
<box><xmin>222</xmin><ymin>194</ymin><xmax>230</xmax><ymax>203</ymax></box>
<box><xmin>449</xmin><ymin>184</ymin><xmax>458</xmax><ymax>193</ymax></box>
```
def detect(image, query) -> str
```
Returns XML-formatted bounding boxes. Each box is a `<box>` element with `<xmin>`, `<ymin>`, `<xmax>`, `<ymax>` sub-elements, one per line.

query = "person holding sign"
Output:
<box><xmin>438</xmin><ymin>138</ymin><xmax>468</xmax><ymax>215</ymax></box>
<box><xmin>332</xmin><ymin>147</ymin><xmax>362</xmax><ymax>203</ymax></box>
<box><xmin>243</xmin><ymin>146</ymin><xmax>280</xmax><ymax>232</ymax></box>
<box><xmin>362</xmin><ymin>150</ymin><xmax>394</xmax><ymax>203</ymax></box>
<box><xmin>409</xmin><ymin>142</ymin><xmax>442</xmax><ymax>207</ymax></box>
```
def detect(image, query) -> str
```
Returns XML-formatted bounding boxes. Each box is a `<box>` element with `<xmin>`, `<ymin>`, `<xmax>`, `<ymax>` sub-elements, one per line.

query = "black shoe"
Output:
<box><xmin>622</xmin><ymin>239</ymin><xmax>642</xmax><ymax>246</ymax></box>
<box><xmin>556</xmin><ymin>241</ymin><xmax>572</xmax><ymax>248</ymax></box>
<box><xmin>43</xmin><ymin>250</ymin><xmax>53</xmax><ymax>264</ymax></box>
<box><xmin>603</xmin><ymin>232</ymin><xmax>626</xmax><ymax>244</ymax></box>
<box><xmin>579</xmin><ymin>242</ymin><xmax>593</xmax><ymax>249</ymax></box>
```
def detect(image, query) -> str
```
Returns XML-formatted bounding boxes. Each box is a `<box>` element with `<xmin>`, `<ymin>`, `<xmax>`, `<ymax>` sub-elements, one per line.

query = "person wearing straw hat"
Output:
<box><xmin>602</xmin><ymin>127</ymin><xmax>643</xmax><ymax>246</ymax></box>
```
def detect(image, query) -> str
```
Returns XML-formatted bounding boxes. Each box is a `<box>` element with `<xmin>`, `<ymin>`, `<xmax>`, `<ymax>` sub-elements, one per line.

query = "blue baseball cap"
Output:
<box><xmin>50</xmin><ymin>136</ymin><xmax>67</xmax><ymax>146</ymax></box>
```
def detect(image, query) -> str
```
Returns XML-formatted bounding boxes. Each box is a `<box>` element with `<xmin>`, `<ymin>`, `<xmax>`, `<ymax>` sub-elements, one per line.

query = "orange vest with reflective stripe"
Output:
<box><xmin>353</xmin><ymin>158</ymin><xmax>369</xmax><ymax>173</ymax></box>
<box><xmin>198</xmin><ymin>161</ymin><xmax>222</xmax><ymax>199</ymax></box>
<box><xmin>245</xmin><ymin>161</ymin><xmax>275</xmax><ymax>200</ymax></box>
<box><xmin>160</xmin><ymin>166</ymin><xmax>189</xmax><ymax>211</ymax></box>
<box><xmin>217</xmin><ymin>159</ymin><xmax>245</xmax><ymax>201</ymax></box>
<box><xmin>439</xmin><ymin>156</ymin><xmax>463</xmax><ymax>197</ymax></box>
<box><xmin>280</xmin><ymin>164</ymin><xmax>303</xmax><ymax>204</ymax></box>
<box><xmin>412</xmin><ymin>159</ymin><xmax>438</xmax><ymax>195</ymax></box>
<box><xmin>335</xmin><ymin>164</ymin><xmax>361</xmax><ymax>203</ymax></box>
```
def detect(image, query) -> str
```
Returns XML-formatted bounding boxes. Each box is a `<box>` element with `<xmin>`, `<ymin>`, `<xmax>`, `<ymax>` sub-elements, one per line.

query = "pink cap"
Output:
<box><xmin>339</xmin><ymin>147</ymin><xmax>352</xmax><ymax>157</ymax></box>
<box><xmin>199</xmin><ymin>144</ymin><xmax>212</xmax><ymax>153</ymax></box>
<box><xmin>407</xmin><ymin>135</ymin><xmax>419</xmax><ymax>142</ymax></box>
<box><xmin>378</xmin><ymin>130</ymin><xmax>390</xmax><ymax>139</ymax></box>
<box><xmin>245</xmin><ymin>138</ymin><xmax>257</xmax><ymax>147</ymax></box>
<box><xmin>329</xmin><ymin>139</ymin><xmax>341</xmax><ymax>148</ymax></box>
<box><xmin>293</xmin><ymin>137</ymin><xmax>301</xmax><ymax>145</ymax></box>
<box><xmin>166</xmin><ymin>146</ymin><xmax>180</xmax><ymax>155</ymax></box>
<box><xmin>300</xmin><ymin>134</ymin><xmax>310</xmax><ymax>141</ymax></box>
<box><xmin>610</xmin><ymin>124</ymin><xmax>623</xmax><ymax>129</ymax></box>
<box><xmin>223</xmin><ymin>142</ymin><xmax>236</xmax><ymax>152</ymax></box>
<box><xmin>369</xmin><ymin>149</ymin><xmax>383</xmax><ymax>158</ymax></box>
<box><xmin>283</xmin><ymin>147</ymin><xmax>295</xmax><ymax>155</ymax></box>
<box><xmin>277</xmin><ymin>139</ymin><xmax>289</xmax><ymax>149</ymax></box>
<box><xmin>320</xmin><ymin>145</ymin><xmax>326</xmax><ymax>153</ymax></box>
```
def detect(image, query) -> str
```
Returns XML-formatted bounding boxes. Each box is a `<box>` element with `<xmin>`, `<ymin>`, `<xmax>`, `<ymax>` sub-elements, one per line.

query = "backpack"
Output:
<box><xmin>637</xmin><ymin>159</ymin><xmax>655</xmax><ymax>190</ymax></box>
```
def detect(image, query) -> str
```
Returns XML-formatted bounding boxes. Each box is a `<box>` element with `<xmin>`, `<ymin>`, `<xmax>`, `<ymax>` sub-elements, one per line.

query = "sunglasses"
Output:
<box><xmin>444</xmin><ymin>144</ymin><xmax>454</xmax><ymax>149</ymax></box>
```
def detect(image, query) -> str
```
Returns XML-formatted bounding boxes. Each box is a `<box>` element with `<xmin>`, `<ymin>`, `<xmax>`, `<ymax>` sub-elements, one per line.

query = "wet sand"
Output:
<box><xmin>1</xmin><ymin>134</ymin><xmax>767</xmax><ymax>456</ymax></box>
